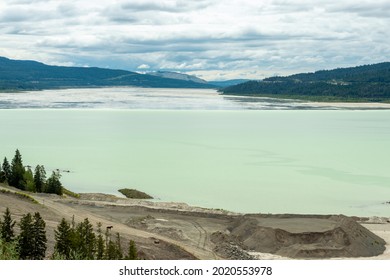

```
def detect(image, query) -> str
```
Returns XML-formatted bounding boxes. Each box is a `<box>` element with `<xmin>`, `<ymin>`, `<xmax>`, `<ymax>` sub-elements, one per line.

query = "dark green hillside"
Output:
<box><xmin>221</xmin><ymin>63</ymin><xmax>390</xmax><ymax>102</ymax></box>
<box><xmin>0</xmin><ymin>57</ymin><xmax>215</xmax><ymax>91</ymax></box>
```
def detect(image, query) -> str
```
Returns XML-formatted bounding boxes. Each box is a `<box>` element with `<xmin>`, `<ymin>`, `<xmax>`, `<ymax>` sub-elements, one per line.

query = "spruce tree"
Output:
<box><xmin>75</xmin><ymin>218</ymin><xmax>96</xmax><ymax>259</ymax></box>
<box><xmin>46</xmin><ymin>171</ymin><xmax>63</xmax><ymax>195</ymax></box>
<box><xmin>54</xmin><ymin>218</ymin><xmax>72</xmax><ymax>259</ymax></box>
<box><xmin>18</xmin><ymin>213</ymin><xmax>33</xmax><ymax>259</ymax></box>
<box><xmin>33</xmin><ymin>165</ymin><xmax>46</xmax><ymax>193</ymax></box>
<box><xmin>115</xmin><ymin>232</ymin><xmax>123</xmax><ymax>260</ymax></box>
<box><xmin>9</xmin><ymin>149</ymin><xmax>25</xmax><ymax>190</ymax></box>
<box><xmin>23</xmin><ymin>167</ymin><xmax>35</xmax><ymax>192</ymax></box>
<box><xmin>31</xmin><ymin>212</ymin><xmax>47</xmax><ymax>260</ymax></box>
<box><xmin>18</xmin><ymin>212</ymin><xmax>47</xmax><ymax>260</ymax></box>
<box><xmin>96</xmin><ymin>222</ymin><xmax>105</xmax><ymax>260</ymax></box>
<box><xmin>0</xmin><ymin>164</ymin><xmax>4</xmax><ymax>183</ymax></box>
<box><xmin>1</xmin><ymin>208</ymin><xmax>15</xmax><ymax>242</ymax></box>
<box><xmin>105</xmin><ymin>240</ymin><xmax>119</xmax><ymax>260</ymax></box>
<box><xmin>1</xmin><ymin>157</ymin><xmax>11</xmax><ymax>184</ymax></box>
<box><xmin>127</xmin><ymin>240</ymin><xmax>138</xmax><ymax>260</ymax></box>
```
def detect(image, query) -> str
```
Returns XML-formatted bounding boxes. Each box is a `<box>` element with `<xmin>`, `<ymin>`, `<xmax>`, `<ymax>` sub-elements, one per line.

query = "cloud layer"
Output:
<box><xmin>1</xmin><ymin>0</ymin><xmax>389</xmax><ymax>80</ymax></box>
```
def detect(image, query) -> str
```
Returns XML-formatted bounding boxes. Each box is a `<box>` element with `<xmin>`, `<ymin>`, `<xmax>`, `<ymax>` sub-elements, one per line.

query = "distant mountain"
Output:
<box><xmin>208</xmin><ymin>79</ymin><xmax>250</xmax><ymax>87</ymax></box>
<box><xmin>0</xmin><ymin>57</ymin><xmax>215</xmax><ymax>91</ymax></box>
<box><xmin>147</xmin><ymin>71</ymin><xmax>207</xmax><ymax>84</ymax></box>
<box><xmin>221</xmin><ymin>63</ymin><xmax>390</xmax><ymax>102</ymax></box>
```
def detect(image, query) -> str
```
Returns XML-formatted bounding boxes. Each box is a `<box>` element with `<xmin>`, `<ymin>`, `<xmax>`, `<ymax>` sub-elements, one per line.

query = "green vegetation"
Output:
<box><xmin>118</xmin><ymin>188</ymin><xmax>153</xmax><ymax>199</ymax></box>
<box><xmin>0</xmin><ymin>56</ymin><xmax>215</xmax><ymax>91</ymax></box>
<box><xmin>221</xmin><ymin>63</ymin><xmax>390</xmax><ymax>102</ymax></box>
<box><xmin>0</xmin><ymin>189</ymin><xmax>39</xmax><ymax>204</ymax></box>
<box><xmin>18</xmin><ymin>212</ymin><xmax>47</xmax><ymax>260</ymax></box>
<box><xmin>54</xmin><ymin>216</ymin><xmax>138</xmax><ymax>260</ymax></box>
<box><xmin>1</xmin><ymin>208</ymin><xmax>15</xmax><ymax>243</ymax></box>
<box><xmin>0</xmin><ymin>208</ymin><xmax>139</xmax><ymax>260</ymax></box>
<box><xmin>0</xmin><ymin>149</ymin><xmax>64</xmax><ymax>196</ymax></box>
<box><xmin>62</xmin><ymin>187</ymin><xmax>80</xmax><ymax>198</ymax></box>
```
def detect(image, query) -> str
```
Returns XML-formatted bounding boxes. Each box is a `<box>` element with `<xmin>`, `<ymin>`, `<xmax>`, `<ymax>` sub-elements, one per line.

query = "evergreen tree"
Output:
<box><xmin>18</xmin><ymin>212</ymin><xmax>47</xmax><ymax>260</ymax></box>
<box><xmin>105</xmin><ymin>240</ymin><xmax>119</xmax><ymax>260</ymax></box>
<box><xmin>1</xmin><ymin>157</ymin><xmax>11</xmax><ymax>183</ymax></box>
<box><xmin>31</xmin><ymin>212</ymin><xmax>47</xmax><ymax>260</ymax></box>
<box><xmin>96</xmin><ymin>222</ymin><xmax>105</xmax><ymax>260</ymax></box>
<box><xmin>115</xmin><ymin>232</ymin><xmax>123</xmax><ymax>260</ymax></box>
<box><xmin>105</xmin><ymin>232</ymin><xmax>124</xmax><ymax>260</ymax></box>
<box><xmin>0</xmin><ymin>164</ymin><xmax>4</xmax><ymax>183</ymax></box>
<box><xmin>23</xmin><ymin>166</ymin><xmax>35</xmax><ymax>192</ymax></box>
<box><xmin>9</xmin><ymin>149</ymin><xmax>25</xmax><ymax>190</ymax></box>
<box><xmin>54</xmin><ymin>218</ymin><xmax>72</xmax><ymax>259</ymax></box>
<box><xmin>0</xmin><ymin>208</ymin><xmax>15</xmax><ymax>242</ymax></box>
<box><xmin>18</xmin><ymin>213</ymin><xmax>33</xmax><ymax>259</ymax></box>
<box><xmin>33</xmin><ymin>165</ymin><xmax>46</xmax><ymax>193</ymax></box>
<box><xmin>45</xmin><ymin>171</ymin><xmax>63</xmax><ymax>195</ymax></box>
<box><xmin>75</xmin><ymin>218</ymin><xmax>96</xmax><ymax>259</ymax></box>
<box><xmin>127</xmin><ymin>240</ymin><xmax>138</xmax><ymax>260</ymax></box>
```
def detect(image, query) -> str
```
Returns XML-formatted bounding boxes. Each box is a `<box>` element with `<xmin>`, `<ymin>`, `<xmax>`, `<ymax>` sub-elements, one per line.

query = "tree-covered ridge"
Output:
<box><xmin>0</xmin><ymin>149</ymin><xmax>63</xmax><ymax>195</ymax></box>
<box><xmin>0</xmin><ymin>56</ymin><xmax>215</xmax><ymax>91</ymax></box>
<box><xmin>221</xmin><ymin>63</ymin><xmax>390</xmax><ymax>102</ymax></box>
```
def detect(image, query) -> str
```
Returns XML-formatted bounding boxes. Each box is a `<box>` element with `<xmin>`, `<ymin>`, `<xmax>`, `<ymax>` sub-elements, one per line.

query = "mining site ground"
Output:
<box><xmin>1</xmin><ymin>184</ymin><xmax>389</xmax><ymax>260</ymax></box>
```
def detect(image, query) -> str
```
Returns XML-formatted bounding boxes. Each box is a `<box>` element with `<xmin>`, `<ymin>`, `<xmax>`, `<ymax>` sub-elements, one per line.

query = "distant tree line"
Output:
<box><xmin>0</xmin><ymin>149</ymin><xmax>63</xmax><ymax>195</ymax></box>
<box><xmin>221</xmin><ymin>62</ymin><xmax>390</xmax><ymax>102</ymax></box>
<box><xmin>0</xmin><ymin>208</ymin><xmax>138</xmax><ymax>260</ymax></box>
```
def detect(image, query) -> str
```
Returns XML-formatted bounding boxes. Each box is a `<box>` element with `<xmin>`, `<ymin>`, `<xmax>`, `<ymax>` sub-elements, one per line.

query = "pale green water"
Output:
<box><xmin>0</xmin><ymin>109</ymin><xmax>389</xmax><ymax>216</ymax></box>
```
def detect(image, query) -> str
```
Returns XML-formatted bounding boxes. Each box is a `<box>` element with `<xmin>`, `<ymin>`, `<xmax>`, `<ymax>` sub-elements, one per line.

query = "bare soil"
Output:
<box><xmin>1</xmin><ymin>185</ymin><xmax>389</xmax><ymax>260</ymax></box>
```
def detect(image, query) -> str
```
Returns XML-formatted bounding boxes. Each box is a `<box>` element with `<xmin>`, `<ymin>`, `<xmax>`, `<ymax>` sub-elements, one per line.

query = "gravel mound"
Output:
<box><xmin>214</xmin><ymin>214</ymin><xmax>386</xmax><ymax>259</ymax></box>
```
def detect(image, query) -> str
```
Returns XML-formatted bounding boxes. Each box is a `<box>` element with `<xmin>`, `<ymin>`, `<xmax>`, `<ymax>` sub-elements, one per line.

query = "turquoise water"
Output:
<box><xmin>0</xmin><ymin>108</ymin><xmax>389</xmax><ymax>216</ymax></box>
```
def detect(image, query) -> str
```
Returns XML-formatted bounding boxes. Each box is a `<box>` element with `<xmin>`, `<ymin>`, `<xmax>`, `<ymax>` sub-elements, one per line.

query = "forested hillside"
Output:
<box><xmin>221</xmin><ymin>63</ymin><xmax>390</xmax><ymax>102</ymax></box>
<box><xmin>0</xmin><ymin>57</ymin><xmax>215</xmax><ymax>91</ymax></box>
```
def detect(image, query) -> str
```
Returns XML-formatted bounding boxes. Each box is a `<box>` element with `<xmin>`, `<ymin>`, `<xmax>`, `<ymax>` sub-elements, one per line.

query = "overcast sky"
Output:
<box><xmin>0</xmin><ymin>0</ymin><xmax>389</xmax><ymax>80</ymax></box>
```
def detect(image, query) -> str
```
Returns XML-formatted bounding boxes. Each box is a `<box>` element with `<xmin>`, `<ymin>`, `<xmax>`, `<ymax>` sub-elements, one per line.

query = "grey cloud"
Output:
<box><xmin>1</xmin><ymin>0</ymin><xmax>389</xmax><ymax>80</ymax></box>
<box><xmin>325</xmin><ymin>2</ymin><xmax>390</xmax><ymax>18</ymax></box>
<box><xmin>120</xmin><ymin>0</ymin><xmax>211</xmax><ymax>13</ymax></box>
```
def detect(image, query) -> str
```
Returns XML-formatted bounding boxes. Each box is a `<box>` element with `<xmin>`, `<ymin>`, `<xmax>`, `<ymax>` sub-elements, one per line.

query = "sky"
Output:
<box><xmin>0</xmin><ymin>0</ymin><xmax>389</xmax><ymax>81</ymax></box>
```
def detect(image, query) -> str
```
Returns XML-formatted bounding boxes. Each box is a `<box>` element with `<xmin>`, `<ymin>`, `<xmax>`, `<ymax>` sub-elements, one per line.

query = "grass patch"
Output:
<box><xmin>0</xmin><ymin>189</ymin><xmax>39</xmax><ymax>204</ymax></box>
<box><xmin>62</xmin><ymin>187</ymin><xmax>80</xmax><ymax>198</ymax></box>
<box><xmin>118</xmin><ymin>188</ymin><xmax>153</xmax><ymax>199</ymax></box>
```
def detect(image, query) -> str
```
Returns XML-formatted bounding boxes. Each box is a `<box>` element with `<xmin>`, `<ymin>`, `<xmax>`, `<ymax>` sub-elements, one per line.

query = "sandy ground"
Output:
<box><xmin>1</xmin><ymin>185</ymin><xmax>389</xmax><ymax>260</ymax></box>
<box><xmin>299</xmin><ymin>101</ymin><xmax>390</xmax><ymax>109</ymax></box>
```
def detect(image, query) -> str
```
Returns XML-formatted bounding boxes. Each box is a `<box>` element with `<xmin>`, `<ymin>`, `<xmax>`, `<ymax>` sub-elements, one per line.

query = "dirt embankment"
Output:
<box><xmin>212</xmin><ymin>215</ymin><xmax>386</xmax><ymax>259</ymax></box>
<box><xmin>1</xmin><ymin>185</ymin><xmax>389</xmax><ymax>260</ymax></box>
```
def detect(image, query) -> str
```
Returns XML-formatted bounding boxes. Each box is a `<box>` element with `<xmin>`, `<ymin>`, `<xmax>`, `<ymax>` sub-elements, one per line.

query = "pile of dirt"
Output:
<box><xmin>213</xmin><ymin>214</ymin><xmax>386</xmax><ymax>259</ymax></box>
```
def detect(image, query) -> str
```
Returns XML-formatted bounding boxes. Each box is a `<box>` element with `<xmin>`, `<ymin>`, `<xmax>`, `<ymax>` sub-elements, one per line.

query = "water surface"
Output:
<box><xmin>0</xmin><ymin>88</ymin><xmax>389</xmax><ymax>216</ymax></box>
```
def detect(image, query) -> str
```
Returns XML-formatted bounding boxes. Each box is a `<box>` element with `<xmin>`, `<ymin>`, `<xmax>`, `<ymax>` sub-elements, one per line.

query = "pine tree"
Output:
<box><xmin>105</xmin><ymin>240</ymin><xmax>118</xmax><ymax>260</ymax></box>
<box><xmin>96</xmin><ymin>222</ymin><xmax>105</xmax><ymax>260</ymax></box>
<box><xmin>127</xmin><ymin>240</ymin><xmax>138</xmax><ymax>260</ymax></box>
<box><xmin>115</xmin><ymin>232</ymin><xmax>123</xmax><ymax>260</ymax></box>
<box><xmin>9</xmin><ymin>149</ymin><xmax>25</xmax><ymax>190</ymax></box>
<box><xmin>46</xmin><ymin>171</ymin><xmax>63</xmax><ymax>195</ymax></box>
<box><xmin>18</xmin><ymin>213</ymin><xmax>33</xmax><ymax>259</ymax></box>
<box><xmin>18</xmin><ymin>212</ymin><xmax>47</xmax><ymax>260</ymax></box>
<box><xmin>33</xmin><ymin>165</ymin><xmax>46</xmax><ymax>193</ymax></box>
<box><xmin>54</xmin><ymin>218</ymin><xmax>72</xmax><ymax>259</ymax></box>
<box><xmin>23</xmin><ymin>167</ymin><xmax>35</xmax><ymax>192</ymax></box>
<box><xmin>31</xmin><ymin>212</ymin><xmax>47</xmax><ymax>260</ymax></box>
<box><xmin>1</xmin><ymin>157</ymin><xmax>11</xmax><ymax>184</ymax></box>
<box><xmin>0</xmin><ymin>208</ymin><xmax>15</xmax><ymax>242</ymax></box>
<box><xmin>75</xmin><ymin>218</ymin><xmax>96</xmax><ymax>259</ymax></box>
<box><xmin>0</xmin><ymin>164</ymin><xmax>4</xmax><ymax>183</ymax></box>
